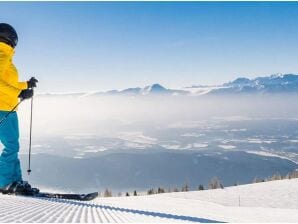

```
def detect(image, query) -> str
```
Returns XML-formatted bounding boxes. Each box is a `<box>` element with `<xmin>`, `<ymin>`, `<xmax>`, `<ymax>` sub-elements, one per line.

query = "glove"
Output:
<box><xmin>18</xmin><ymin>89</ymin><xmax>33</xmax><ymax>100</ymax></box>
<box><xmin>27</xmin><ymin>77</ymin><xmax>38</xmax><ymax>89</ymax></box>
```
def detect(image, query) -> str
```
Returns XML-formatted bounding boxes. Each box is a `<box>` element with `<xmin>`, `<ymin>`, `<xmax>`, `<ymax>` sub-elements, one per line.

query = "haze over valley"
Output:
<box><xmin>17</xmin><ymin>74</ymin><xmax>298</xmax><ymax>192</ymax></box>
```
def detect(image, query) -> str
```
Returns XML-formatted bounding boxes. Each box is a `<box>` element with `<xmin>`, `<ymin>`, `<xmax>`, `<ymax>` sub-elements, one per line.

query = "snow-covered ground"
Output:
<box><xmin>0</xmin><ymin>179</ymin><xmax>297</xmax><ymax>223</ymax></box>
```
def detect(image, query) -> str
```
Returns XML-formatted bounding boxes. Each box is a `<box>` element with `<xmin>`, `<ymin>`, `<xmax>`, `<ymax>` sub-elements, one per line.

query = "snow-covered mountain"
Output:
<box><xmin>1</xmin><ymin>178</ymin><xmax>297</xmax><ymax>222</ymax></box>
<box><xmin>39</xmin><ymin>74</ymin><xmax>298</xmax><ymax>97</ymax></box>
<box><xmin>209</xmin><ymin>73</ymin><xmax>298</xmax><ymax>95</ymax></box>
<box><xmin>101</xmin><ymin>73</ymin><xmax>298</xmax><ymax>96</ymax></box>
<box><xmin>99</xmin><ymin>83</ymin><xmax>188</xmax><ymax>96</ymax></box>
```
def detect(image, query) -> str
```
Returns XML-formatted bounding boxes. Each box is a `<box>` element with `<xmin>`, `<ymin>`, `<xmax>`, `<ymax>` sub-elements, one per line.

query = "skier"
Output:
<box><xmin>0</xmin><ymin>23</ymin><xmax>38</xmax><ymax>194</ymax></box>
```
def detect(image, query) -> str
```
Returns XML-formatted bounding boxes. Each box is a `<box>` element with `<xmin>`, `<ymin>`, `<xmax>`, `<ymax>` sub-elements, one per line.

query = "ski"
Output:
<box><xmin>31</xmin><ymin>191</ymin><xmax>99</xmax><ymax>201</ymax></box>
<box><xmin>0</xmin><ymin>182</ymin><xmax>99</xmax><ymax>201</ymax></box>
<box><xmin>1</xmin><ymin>190</ymin><xmax>99</xmax><ymax>201</ymax></box>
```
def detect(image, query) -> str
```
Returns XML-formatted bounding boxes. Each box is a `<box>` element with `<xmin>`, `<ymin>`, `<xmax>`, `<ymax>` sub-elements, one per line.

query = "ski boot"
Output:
<box><xmin>1</xmin><ymin>181</ymin><xmax>39</xmax><ymax>196</ymax></box>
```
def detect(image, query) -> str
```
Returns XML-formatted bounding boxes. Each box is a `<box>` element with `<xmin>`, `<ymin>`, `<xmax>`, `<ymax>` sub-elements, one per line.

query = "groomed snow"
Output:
<box><xmin>0</xmin><ymin>179</ymin><xmax>297</xmax><ymax>223</ymax></box>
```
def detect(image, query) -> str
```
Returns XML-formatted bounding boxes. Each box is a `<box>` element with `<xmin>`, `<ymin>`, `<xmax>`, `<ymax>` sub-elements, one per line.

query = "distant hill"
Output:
<box><xmin>21</xmin><ymin>150</ymin><xmax>297</xmax><ymax>192</ymax></box>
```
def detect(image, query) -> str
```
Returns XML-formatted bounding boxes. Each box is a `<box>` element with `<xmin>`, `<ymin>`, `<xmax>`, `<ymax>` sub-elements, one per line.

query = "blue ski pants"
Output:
<box><xmin>0</xmin><ymin>111</ymin><xmax>22</xmax><ymax>188</ymax></box>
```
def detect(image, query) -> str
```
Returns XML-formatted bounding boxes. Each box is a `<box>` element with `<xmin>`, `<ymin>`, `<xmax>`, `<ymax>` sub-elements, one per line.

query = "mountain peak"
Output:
<box><xmin>229</xmin><ymin>77</ymin><xmax>252</xmax><ymax>86</ymax></box>
<box><xmin>151</xmin><ymin>83</ymin><xmax>166</xmax><ymax>89</ymax></box>
<box><xmin>270</xmin><ymin>73</ymin><xmax>284</xmax><ymax>79</ymax></box>
<box><xmin>142</xmin><ymin>83</ymin><xmax>168</xmax><ymax>95</ymax></box>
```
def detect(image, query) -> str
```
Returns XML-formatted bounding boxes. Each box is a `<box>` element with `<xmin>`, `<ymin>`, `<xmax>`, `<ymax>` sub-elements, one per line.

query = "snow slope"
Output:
<box><xmin>0</xmin><ymin>179</ymin><xmax>297</xmax><ymax>223</ymax></box>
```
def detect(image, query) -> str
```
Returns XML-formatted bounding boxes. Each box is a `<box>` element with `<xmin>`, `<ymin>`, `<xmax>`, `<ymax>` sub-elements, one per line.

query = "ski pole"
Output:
<box><xmin>27</xmin><ymin>91</ymin><xmax>34</xmax><ymax>175</ymax></box>
<box><xmin>0</xmin><ymin>99</ymin><xmax>24</xmax><ymax>126</ymax></box>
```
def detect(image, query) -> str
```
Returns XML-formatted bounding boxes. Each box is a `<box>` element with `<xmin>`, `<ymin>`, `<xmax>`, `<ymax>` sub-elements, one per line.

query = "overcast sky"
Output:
<box><xmin>1</xmin><ymin>2</ymin><xmax>298</xmax><ymax>93</ymax></box>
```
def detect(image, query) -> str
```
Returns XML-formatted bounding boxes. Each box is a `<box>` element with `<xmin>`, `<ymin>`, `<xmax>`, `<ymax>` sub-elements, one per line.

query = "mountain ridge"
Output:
<box><xmin>38</xmin><ymin>73</ymin><xmax>298</xmax><ymax>97</ymax></box>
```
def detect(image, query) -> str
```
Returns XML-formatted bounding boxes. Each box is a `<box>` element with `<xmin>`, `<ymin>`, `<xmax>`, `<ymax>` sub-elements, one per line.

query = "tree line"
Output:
<box><xmin>101</xmin><ymin>169</ymin><xmax>298</xmax><ymax>197</ymax></box>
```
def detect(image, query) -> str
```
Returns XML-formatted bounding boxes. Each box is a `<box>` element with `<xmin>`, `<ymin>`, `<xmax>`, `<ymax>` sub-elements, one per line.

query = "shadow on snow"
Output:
<box><xmin>36</xmin><ymin>197</ymin><xmax>224</xmax><ymax>223</ymax></box>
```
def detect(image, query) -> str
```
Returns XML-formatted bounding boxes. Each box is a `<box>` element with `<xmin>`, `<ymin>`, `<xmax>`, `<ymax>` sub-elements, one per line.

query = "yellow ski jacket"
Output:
<box><xmin>0</xmin><ymin>42</ymin><xmax>27</xmax><ymax>111</ymax></box>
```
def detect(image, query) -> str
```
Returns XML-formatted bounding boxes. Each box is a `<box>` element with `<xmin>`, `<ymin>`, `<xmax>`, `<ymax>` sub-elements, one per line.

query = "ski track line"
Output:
<box><xmin>54</xmin><ymin>201</ymin><xmax>75</xmax><ymax>223</ymax></box>
<box><xmin>41</xmin><ymin>200</ymin><xmax>67</xmax><ymax>223</ymax></box>
<box><xmin>64</xmin><ymin>204</ymin><xmax>79</xmax><ymax>223</ymax></box>
<box><xmin>92</xmin><ymin>206</ymin><xmax>102</xmax><ymax>223</ymax></box>
<box><xmin>72</xmin><ymin>203</ymin><xmax>83</xmax><ymax>223</ymax></box>
<box><xmin>108</xmin><ymin>206</ymin><xmax>131</xmax><ymax>223</ymax></box>
<box><xmin>105</xmin><ymin>206</ymin><xmax>123</xmax><ymax>223</ymax></box>
<box><xmin>94</xmin><ymin>205</ymin><xmax>105</xmax><ymax>223</ymax></box>
<box><xmin>20</xmin><ymin>199</ymin><xmax>59</xmax><ymax>222</ymax></box>
<box><xmin>101</xmin><ymin>205</ymin><xmax>115</xmax><ymax>223</ymax></box>
<box><xmin>0</xmin><ymin>194</ymin><xmax>205</xmax><ymax>223</ymax></box>
<box><xmin>1</xmin><ymin>196</ymin><xmax>51</xmax><ymax>222</ymax></box>
<box><xmin>37</xmin><ymin>201</ymin><xmax>63</xmax><ymax>222</ymax></box>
